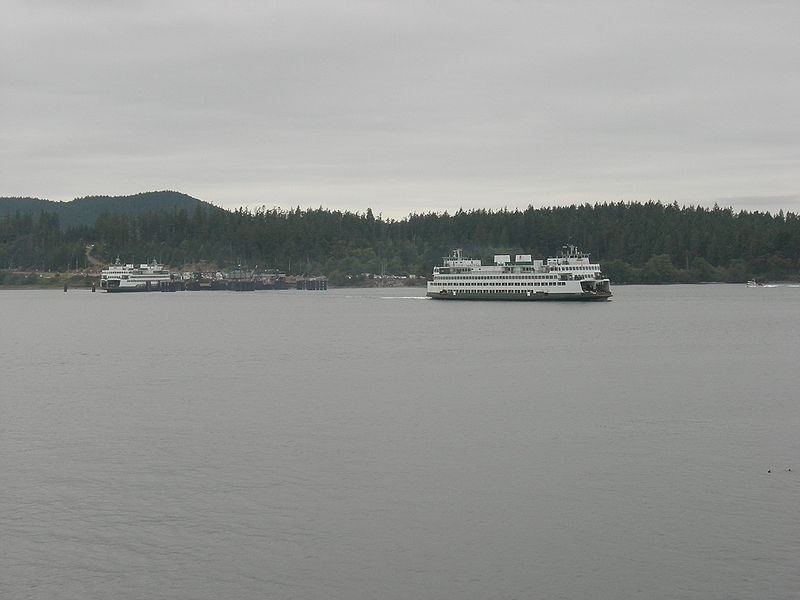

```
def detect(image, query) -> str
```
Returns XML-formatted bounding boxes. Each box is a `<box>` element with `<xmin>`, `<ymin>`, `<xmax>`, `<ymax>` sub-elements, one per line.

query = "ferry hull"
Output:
<box><xmin>427</xmin><ymin>291</ymin><xmax>611</xmax><ymax>301</ymax></box>
<box><xmin>101</xmin><ymin>282</ymin><xmax>166</xmax><ymax>292</ymax></box>
<box><xmin>103</xmin><ymin>287</ymin><xmax>164</xmax><ymax>292</ymax></box>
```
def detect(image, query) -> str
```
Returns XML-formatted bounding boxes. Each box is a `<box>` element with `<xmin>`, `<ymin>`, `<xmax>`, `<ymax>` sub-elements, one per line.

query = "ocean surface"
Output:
<box><xmin>2</xmin><ymin>285</ymin><xmax>798</xmax><ymax>599</ymax></box>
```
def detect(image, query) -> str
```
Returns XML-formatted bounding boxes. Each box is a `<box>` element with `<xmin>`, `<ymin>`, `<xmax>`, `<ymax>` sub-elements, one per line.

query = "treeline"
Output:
<box><xmin>1</xmin><ymin>201</ymin><xmax>799</xmax><ymax>284</ymax></box>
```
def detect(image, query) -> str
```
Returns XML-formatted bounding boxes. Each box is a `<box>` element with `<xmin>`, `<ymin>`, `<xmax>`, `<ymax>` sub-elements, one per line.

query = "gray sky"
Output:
<box><xmin>3</xmin><ymin>0</ymin><xmax>799</xmax><ymax>219</ymax></box>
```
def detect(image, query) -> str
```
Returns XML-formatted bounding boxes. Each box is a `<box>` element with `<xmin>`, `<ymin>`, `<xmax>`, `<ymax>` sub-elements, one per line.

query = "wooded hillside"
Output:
<box><xmin>0</xmin><ymin>191</ymin><xmax>214</xmax><ymax>228</ymax></box>
<box><xmin>1</xmin><ymin>199</ymin><xmax>798</xmax><ymax>284</ymax></box>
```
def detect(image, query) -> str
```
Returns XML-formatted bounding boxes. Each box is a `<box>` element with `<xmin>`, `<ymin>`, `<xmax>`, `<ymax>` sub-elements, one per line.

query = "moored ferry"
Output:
<box><xmin>100</xmin><ymin>258</ymin><xmax>173</xmax><ymax>292</ymax></box>
<box><xmin>427</xmin><ymin>245</ymin><xmax>612</xmax><ymax>300</ymax></box>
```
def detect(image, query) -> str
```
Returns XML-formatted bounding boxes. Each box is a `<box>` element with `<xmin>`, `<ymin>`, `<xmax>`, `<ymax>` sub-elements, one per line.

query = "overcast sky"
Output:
<box><xmin>3</xmin><ymin>0</ymin><xmax>799</xmax><ymax>218</ymax></box>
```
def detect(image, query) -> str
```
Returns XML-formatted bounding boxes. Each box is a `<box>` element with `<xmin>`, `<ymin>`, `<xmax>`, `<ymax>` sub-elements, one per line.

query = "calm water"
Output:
<box><xmin>2</xmin><ymin>285</ymin><xmax>798</xmax><ymax>599</ymax></box>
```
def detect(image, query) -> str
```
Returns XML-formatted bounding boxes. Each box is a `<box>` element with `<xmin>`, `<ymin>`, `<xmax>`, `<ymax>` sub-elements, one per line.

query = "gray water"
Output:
<box><xmin>2</xmin><ymin>285</ymin><xmax>798</xmax><ymax>599</ymax></box>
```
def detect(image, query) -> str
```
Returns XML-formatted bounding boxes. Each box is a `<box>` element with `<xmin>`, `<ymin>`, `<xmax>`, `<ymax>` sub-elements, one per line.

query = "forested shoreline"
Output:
<box><xmin>1</xmin><ymin>201</ymin><xmax>799</xmax><ymax>285</ymax></box>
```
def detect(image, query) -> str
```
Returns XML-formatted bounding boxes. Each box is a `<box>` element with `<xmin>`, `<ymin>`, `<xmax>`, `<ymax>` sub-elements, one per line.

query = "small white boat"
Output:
<box><xmin>746</xmin><ymin>279</ymin><xmax>763</xmax><ymax>288</ymax></box>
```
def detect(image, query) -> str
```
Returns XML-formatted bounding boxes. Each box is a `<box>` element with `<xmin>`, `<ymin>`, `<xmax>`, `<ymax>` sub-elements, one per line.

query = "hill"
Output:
<box><xmin>0</xmin><ymin>191</ymin><xmax>217</xmax><ymax>228</ymax></box>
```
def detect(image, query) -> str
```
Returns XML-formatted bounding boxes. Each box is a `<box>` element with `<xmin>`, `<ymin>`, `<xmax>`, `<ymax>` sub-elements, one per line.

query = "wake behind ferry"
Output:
<box><xmin>427</xmin><ymin>245</ymin><xmax>612</xmax><ymax>301</ymax></box>
<box><xmin>100</xmin><ymin>258</ymin><xmax>173</xmax><ymax>292</ymax></box>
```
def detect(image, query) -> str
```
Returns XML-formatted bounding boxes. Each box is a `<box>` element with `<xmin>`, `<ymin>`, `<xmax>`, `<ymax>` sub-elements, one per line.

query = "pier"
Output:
<box><xmin>159</xmin><ymin>280</ymin><xmax>185</xmax><ymax>292</ymax></box>
<box><xmin>295</xmin><ymin>276</ymin><xmax>328</xmax><ymax>290</ymax></box>
<box><xmin>94</xmin><ymin>261</ymin><xmax>329</xmax><ymax>292</ymax></box>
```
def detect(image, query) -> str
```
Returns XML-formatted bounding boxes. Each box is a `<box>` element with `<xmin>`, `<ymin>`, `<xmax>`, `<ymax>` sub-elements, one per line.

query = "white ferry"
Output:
<box><xmin>100</xmin><ymin>258</ymin><xmax>173</xmax><ymax>292</ymax></box>
<box><xmin>427</xmin><ymin>245</ymin><xmax>612</xmax><ymax>301</ymax></box>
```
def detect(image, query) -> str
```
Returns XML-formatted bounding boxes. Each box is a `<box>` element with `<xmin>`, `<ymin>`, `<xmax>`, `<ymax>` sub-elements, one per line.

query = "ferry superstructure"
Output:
<box><xmin>100</xmin><ymin>258</ymin><xmax>173</xmax><ymax>292</ymax></box>
<box><xmin>427</xmin><ymin>245</ymin><xmax>612</xmax><ymax>300</ymax></box>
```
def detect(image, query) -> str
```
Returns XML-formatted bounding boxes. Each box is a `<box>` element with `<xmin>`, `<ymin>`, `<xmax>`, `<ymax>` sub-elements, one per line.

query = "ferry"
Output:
<box><xmin>427</xmin><ymin>245</ymin><xmax>612</xmax><ymax>301</ymax></box>
<box><xmin>100</xmin><ymin>258</ymin><xmax>173</xmax><ymax>292</ymax></box>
